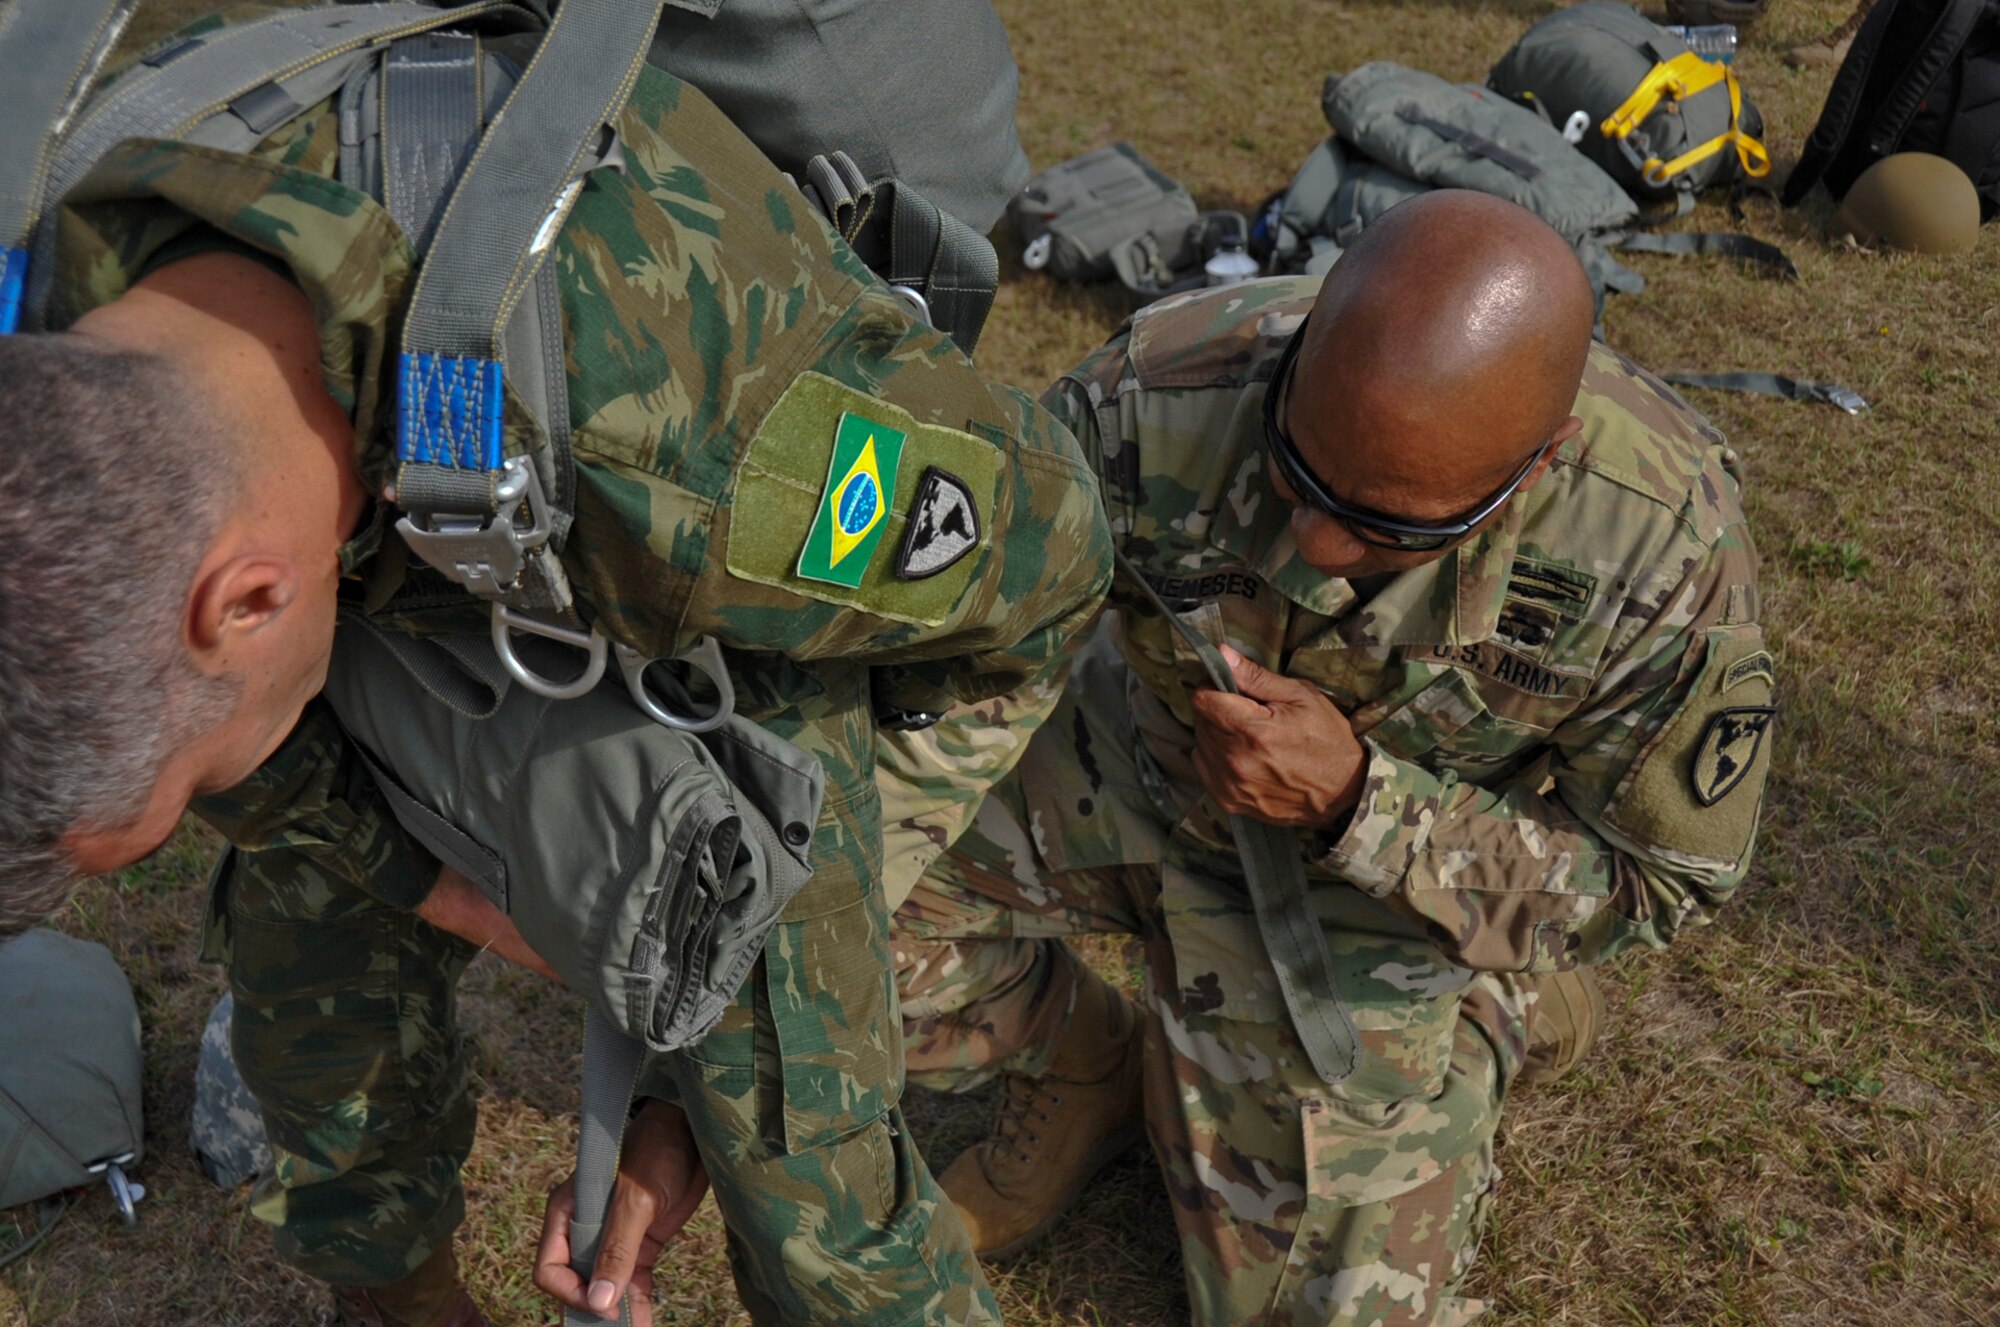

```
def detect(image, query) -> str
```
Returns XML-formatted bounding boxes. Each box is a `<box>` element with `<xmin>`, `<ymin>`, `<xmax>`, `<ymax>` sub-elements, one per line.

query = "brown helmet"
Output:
<box><xmin>1665</xmin><ymin>0</ymin><xmax>1770</xmax><ymax>25</ymax></box>
<box><xmin>1830</xmin><ymin>153</ymin><xmax>1982</xmax><ymax>254</ymax></box>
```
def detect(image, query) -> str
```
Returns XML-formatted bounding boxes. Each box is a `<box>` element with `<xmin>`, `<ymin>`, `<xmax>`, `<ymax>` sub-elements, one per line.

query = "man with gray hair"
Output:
<box><xmin>0</xmin><ymin>9</ymin><xmax>1107</xmax><ymax>1325</ymax></box>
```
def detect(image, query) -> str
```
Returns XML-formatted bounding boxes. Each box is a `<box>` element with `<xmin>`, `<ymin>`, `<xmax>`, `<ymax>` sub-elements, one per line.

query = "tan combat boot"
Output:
<box><xmin>938</xmin><ymin>965</ymin><xmax>1146</xmax><ymax>1260</ymax></box>
<box><xmin>1516</xmin><ymin>967</ymin><xmax>1606</xmax><ymax>1087</ymax></box>
<box><xmin>331</xmin><ymin>1244</ymin><xmax>492</xmax><ymax>1327</ymax></box>
<box><xmin>1785</xmin><ymin>0</ymin><xmax>1877</xmax><ymax>67</ymax></box>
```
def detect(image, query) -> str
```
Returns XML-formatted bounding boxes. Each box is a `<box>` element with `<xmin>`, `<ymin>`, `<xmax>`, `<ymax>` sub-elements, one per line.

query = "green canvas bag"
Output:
<box><xmin>321</xmin><ymin>619</ymin><xmax>823</xmax><ymax>1060</ymax></box>
<box><xmin>1008</xmin><ymin>141</ymin><xmax>1199</xmax><ymax>282</ymax></box>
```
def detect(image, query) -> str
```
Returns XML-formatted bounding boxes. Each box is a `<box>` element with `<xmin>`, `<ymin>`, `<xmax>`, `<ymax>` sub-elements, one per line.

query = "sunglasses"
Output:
<box><xmin>1261</xmin><ymin>317</ymin><xmax>1555</xmax><ymax>553</ymax></box>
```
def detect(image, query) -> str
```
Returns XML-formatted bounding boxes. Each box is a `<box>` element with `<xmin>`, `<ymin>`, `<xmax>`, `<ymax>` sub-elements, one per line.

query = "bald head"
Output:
<box><xmin>1286</xmin><ymin>191</ymin><xmax>1594</xmax><ymax>522</ymax></box>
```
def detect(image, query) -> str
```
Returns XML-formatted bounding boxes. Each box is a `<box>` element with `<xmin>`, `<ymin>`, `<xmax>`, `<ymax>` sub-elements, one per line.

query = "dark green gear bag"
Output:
<box><xmin>0</xmin><ymin>929</ymin><xmax>147</xmax><ymax>1267</ymax></box>
<box><xmin>1488</xmin><ymin>1</ymin><xmax>1773</xmax><ymax>206</ymax></box>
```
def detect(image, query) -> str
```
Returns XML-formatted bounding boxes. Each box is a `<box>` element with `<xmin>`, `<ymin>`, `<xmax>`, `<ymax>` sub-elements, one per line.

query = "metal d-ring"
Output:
<box><xmin>88</xmin><ymin>1155</ymin><xmax>144</xmax><ymax>1226</ymax></box>
<box><xmin>889</xmin><ymin>283</ymin><xmax>932</xmax><ymax>328</ymax></box>
<box><xmin>616</xmin><ymin>635</ymin><xmax>735</xmax><ymax>733</ymax></box>
<box><xmin>491</xmin><ymin>604</ymin><xmax>610</xmax><ymax>700</ymax></box>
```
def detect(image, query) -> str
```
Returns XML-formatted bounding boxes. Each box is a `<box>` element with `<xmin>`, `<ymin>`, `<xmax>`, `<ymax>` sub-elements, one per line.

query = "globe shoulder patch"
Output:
<box><xmin>1603</xmin><ymin>627</ymin><xmax>1776</xmax><ymax>865</ymax></box>
<box><xmin>895</xmin><ymin>467</ymin><xmax>982</xmax><ymax>580</ymax></box>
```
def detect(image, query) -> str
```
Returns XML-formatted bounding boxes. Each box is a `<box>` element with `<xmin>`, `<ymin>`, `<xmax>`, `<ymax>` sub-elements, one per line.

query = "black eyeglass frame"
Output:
<box><xmin>1260</xmin><ymin>317</ymin><xmax>1556</xmax><ymax>553</ymax></box>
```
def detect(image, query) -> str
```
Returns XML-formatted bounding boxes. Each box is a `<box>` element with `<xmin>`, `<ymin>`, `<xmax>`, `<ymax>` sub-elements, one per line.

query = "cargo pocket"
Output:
<box><xmin>1266</xmin><ymin>1066</ymin><xmax>1499</xmax><ymax>1326</ymax></box>
<box><xmin>1353</xmin><ymin>668</ymin><xmax>1489</xmax><ymax>762</ymax></box>
<box><xmin>221</xmin><ymin>846</ymin><xmax>475</xmax><ymax>1148</ymax></box>
<box><xmin>682</xmin><ymin>780</ymin><xmax>900</xmax><ymax>1156</ymax></box>
<box><xmin>225</xmin><ymin>900</ymin><xmax>414</xmax><ymax>1136</ymax></box>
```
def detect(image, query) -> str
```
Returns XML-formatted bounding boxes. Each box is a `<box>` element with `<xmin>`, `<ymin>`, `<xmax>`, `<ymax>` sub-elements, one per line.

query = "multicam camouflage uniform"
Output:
<box><xmin>44</xmin><ymin>42</ymin><xmax>1109</xmax><ymax>1326</ymax></box>
<box><xmin>892</xmin><ymin>276</ymin><xmax>1775</xmax><ymax>1326</ymax></box>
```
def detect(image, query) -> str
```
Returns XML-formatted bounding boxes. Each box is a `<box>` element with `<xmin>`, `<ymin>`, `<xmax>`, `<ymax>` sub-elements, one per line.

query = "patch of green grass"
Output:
<box><xmin>1786</xmin><ymin>537</ymin><xmax>1871</xmax><ymax>581</ymax></box>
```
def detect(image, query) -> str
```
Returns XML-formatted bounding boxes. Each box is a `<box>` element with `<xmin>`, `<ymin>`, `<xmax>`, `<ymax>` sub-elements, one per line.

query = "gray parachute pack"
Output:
<box><xmin>0</xmin><ymin>930</ymin><xmax>147</xmax><ymax>1266</ymax></box>
<box><xmin>1267</xmin><ymin>54</ymin><xmax>1795</xmax><ymax>317</ymax></box>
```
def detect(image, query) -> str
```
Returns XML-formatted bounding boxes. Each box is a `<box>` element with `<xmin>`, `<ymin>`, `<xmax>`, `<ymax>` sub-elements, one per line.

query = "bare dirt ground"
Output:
<box><xmin>5</xmin><ymin>0</ymin><xmax>1998</xmax><ymax>1323</ymax></box>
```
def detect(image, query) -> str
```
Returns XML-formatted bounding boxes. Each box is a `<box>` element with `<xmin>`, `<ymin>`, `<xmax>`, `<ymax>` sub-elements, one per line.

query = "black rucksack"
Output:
<box><xmin>1785</xmin><ymin>0</ymin><xmax>2000</xmax><ymax>216</ymax></box>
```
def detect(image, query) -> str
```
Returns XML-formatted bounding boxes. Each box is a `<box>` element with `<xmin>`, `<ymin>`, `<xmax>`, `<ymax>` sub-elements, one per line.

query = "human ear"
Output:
<box><xmin>185</xmin><ymin>554</ymin><xmax>301</xmax><ymax>664</ymax></box>
<box><xmin>1520</xmin><ymin>416</ymin><xmax>1583</xmax><ymax>494</ymax></box>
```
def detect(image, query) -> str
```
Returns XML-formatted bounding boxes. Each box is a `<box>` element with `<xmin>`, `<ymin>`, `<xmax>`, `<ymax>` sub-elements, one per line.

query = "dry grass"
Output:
<box><xmin>6</xmin><ymin>0</ymin><xmax>1999</xmax><ymax>1323</ymax></box>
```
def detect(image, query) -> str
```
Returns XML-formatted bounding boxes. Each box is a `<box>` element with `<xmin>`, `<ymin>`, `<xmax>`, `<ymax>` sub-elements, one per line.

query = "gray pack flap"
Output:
<box><xmin>1322</xmin><ymin>62</ymin><xmax>1637</xmax><ymax>245</ymax></box>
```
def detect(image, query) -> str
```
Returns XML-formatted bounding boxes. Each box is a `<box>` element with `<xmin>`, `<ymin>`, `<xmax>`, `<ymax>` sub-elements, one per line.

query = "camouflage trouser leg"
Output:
<box><xmin>890</xmin><ymin>649</ymin><xmax>1529</xmax><ymax>1326</ymax></box>
<box><xmin>895</xmin><ymin>776</ymin><xmax>1147</xmax><ymax>1091</ymax></box>
<box><xmin>211</xmin><ymin>832</ymin><xmax>997</xmax><ymax>1325</ymax></box>
<box><xmin>210</xmin><ymin>844</ymin><xmax>479</xmax><ymax>1288</ymax></box>
<box><xmin>647</xmin><ymin>786</ymin><xmax>1002</xmax><ymax>1327</ymax></box>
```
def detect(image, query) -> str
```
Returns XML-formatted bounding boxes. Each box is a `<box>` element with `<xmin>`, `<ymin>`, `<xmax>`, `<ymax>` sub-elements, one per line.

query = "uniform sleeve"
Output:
<box><xmin>1316</xmin><ymin>520</ymin><xmax>1773</xmax><ymax>972</ymax></box>
<box><xmin>189</xmin><ymin>701</ymin><xmax>442</xmax><ymax>912</ymax></box>
<box><xmin>681</xmin><ymin>286</ymin><xmax>1113</xmax><ymax>708</ymax></box>
<box><xmin>872</xmin><ymin>364</ymin><xmax>1116</xmax><ymax>904</ymax></box>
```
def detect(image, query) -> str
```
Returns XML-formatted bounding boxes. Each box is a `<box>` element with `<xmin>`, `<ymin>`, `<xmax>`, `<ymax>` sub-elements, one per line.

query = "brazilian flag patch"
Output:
<box><xmin>796</xmin><ymin>413</ymin><xmax>907</xmax><ymax>587</ymax></box>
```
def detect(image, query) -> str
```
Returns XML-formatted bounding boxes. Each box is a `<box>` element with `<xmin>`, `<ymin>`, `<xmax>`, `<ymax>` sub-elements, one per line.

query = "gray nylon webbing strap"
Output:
<box><xmin>1395</xmin><ymin>106</ymin><xmax>1542</xmax><ymax>181</ymax></box>
<box><xmin>1619</xmin><ymin>229</ymin><xmax>1798</xmax><ymax>279</ymax></box>
<box><xmin>400</xmin><ymin>0</ymin><xmax>667</xmax><ymax>359</ymax></box>
<box><xmin>799</xmin><ymin>151</ymin><xmax>997</xmax><ymax>356</ymax></box>
<box><xmin>380</xmin><ymin>31</ymin><xmax>483</xmax><ymax>254</ymax></box>
<box><xmin>889</xmin><ymin>187</ymin><xmax>998</xmax><ymax>357</ymax></box>
<box><xmin>0</xmin><ymin>0</ymin><xmax>133</xmax><ymax>245</ymax></box>
<box><xmin>1664</xmin><ymin>371</ymin><xmax>1870</xmax><ymax>411</ymax></box>
<box><xmin>24</xmin><ymin>1</ymin><xmax>499</xmax><ymax>324</ymax></box>
<box><xmin>348</xmin><ymin>742</ymin><xmax>508</xmax><ymax>909</ymax></box>
<box><xmin>567</xmin><ymin>1006</ymin><xmax>645</xmax><ymax>1327</ymax></box>
<box><xmin>1113</xmin><ymin>549</ymin><xmax>1359</xmax><ymax>1085</ymax></box>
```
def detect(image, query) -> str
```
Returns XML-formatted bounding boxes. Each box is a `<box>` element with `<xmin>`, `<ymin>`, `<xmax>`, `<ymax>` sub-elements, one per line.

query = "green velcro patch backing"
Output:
<box><xmin>1604</xmin><ymin>625</ymin><xmax>1775</xmax><ymax>864</ymax></box>
<box><xmin>725</xmin><ymin>373</ymin><xmax>1001</xmax><ymax>625</ymax></box>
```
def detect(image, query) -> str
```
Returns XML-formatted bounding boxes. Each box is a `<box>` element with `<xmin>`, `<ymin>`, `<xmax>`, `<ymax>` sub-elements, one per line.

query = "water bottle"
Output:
<box><xmin>1664</xmin><ymin>23</ymin><xmax>1738</xmax><ymax>63</ymax></box>
<box><xmin>1205</xmin><ymin>240</ymin><xmax>1259</xmax><ymax>287</ymax></box>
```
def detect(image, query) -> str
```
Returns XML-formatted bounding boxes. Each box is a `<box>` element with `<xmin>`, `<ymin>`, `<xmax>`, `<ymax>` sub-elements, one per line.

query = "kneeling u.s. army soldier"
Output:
<box><xmin>889</xmin><ymin>190</ymin><xmax>1776</xmax><ymax>1325</ymax></box>
<box><xmin>0</xmin><ymin>7</ymin><xmax>1109</xmax><ymax>1326</ymax></box>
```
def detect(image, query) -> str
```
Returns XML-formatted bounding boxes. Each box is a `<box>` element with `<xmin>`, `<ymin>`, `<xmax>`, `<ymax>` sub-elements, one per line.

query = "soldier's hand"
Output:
<box><xmin>1189</xmin><ymin>645</ymin><xmax>1367</xmax><ymax>829</ymax></box>
<box><xmin>534</xmin><ymin>1099</ymin><xmax>711</xmax><ymax>1325</ymax></box>
<box><xmin>416</xmin><ymin>867</ymin><xmax>561</xmax><ymax>982</ymax></box>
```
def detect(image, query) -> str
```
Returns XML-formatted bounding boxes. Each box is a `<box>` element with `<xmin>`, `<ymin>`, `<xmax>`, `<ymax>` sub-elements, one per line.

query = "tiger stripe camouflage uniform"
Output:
<box><xmin>891</xmin><ymin>276</ymin><xmax>1773</xmax><ymax>1326</ymax></box>
<box><xmin>43</xmin><ymin>33</ymin><xmax>1109</xmax><ymax>1326</ymax></box>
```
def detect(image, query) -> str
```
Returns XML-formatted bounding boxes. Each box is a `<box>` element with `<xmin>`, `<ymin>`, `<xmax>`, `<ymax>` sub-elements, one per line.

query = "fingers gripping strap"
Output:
<box><xmin>1113</xmin><ymin>550</ymin><xmax>1359</xmax><ymax>1084</ymax></box>
<box><xmin>567</xmin><ymin>1006</ymin><xmax>646</xmax><ymax>1327</ymax></box>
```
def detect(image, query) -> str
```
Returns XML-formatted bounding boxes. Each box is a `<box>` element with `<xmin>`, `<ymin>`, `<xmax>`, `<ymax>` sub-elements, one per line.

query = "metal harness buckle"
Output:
<box><xmin>394</xmin><ymin>456</ymin><xmax>552</xmax><ymax>602</ymax></box>
<box><xmin>888</xmin><ymin>284</ymin><xmax>931</xmax><ymax>327</ymax></box>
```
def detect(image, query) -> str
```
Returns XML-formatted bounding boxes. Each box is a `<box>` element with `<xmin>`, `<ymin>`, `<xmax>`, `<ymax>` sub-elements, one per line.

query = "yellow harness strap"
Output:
<box><xmin>1599</xmin><ymin>51</ymin><xmax>1772</xmax><ymax>186</ymax></box>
